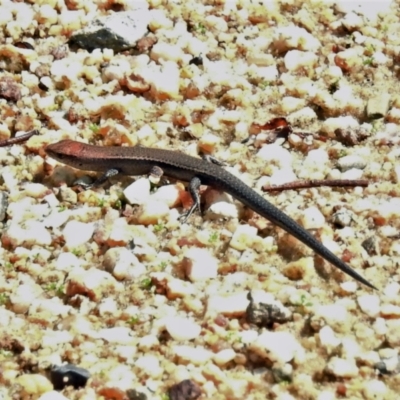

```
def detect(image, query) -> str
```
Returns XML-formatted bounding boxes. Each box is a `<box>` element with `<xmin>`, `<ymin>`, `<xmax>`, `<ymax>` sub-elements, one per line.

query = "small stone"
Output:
<box><xmin>137</xmin><ymin>334</ymin><xmax>159</xmax><ymax>351</ymax></box>
<box><xmin>284</xmin><ymin>50</ymin><xmax>318</xmax><ymax>72</ymax></box>
<box><xmin>103</xmin><ymin>247</ymin><xmax>145</xmax><ymax>280</ymax></box>
<box><xmin>183</xmin><ymin>248</ymin><xmax>219</xmax><ymax>282</ymax></box>
<box><xmin>16</xmin><ymin>374</ymin><xmax>53</xmax><ymax>395</ymax></box>
<box><xmin>273</xmin><ymin>26</ymin><xmax>320</xmax><ymax>52</ymax></box>
<box><xmin>44</xmin><ymin>210</ymin><xmax>70</xmax><ymax>229</ymax></box>
<box><xmin>250</xmin><ymin>331</ymin><xmax>304</xmax><ymax>363</ymax></box>
<box><xmin>325</xmin><ymin>357</ymin><xmax>359</xmax><ymax>378</ymax></box>
<box><xmin>169</xmin><ymin>379</ymin><xmax>201</xmax><ymax>400</ymax></box>
<box><xmin>256</xmin><ymin>144</ymin><xmax>293</xmax><ymax>169</ymax></box>
<box><xmin>380</xmin><ymin>304</ymin><xmax>400</xmax><ymax>318</ymax></box>
<box><xmin>204</xmin><ymin>190</ymin><xmax>238</xmax><ymax>219</ymax></box>
<box><xmin>174</xmin><ymin>345</ymin><xmax>213</xmax><ymax>365</ymax></box>
<box><xmin>166</xmin><ymin>278</ymin><xmax>196</xmax><ymax>299</ymax></box>
<box><xmin>151</xmin><ymin>184</ymin><xmax>181</xmax><ymax>208</ymax></box>
<box><xmin>151</xmin><ymin>41</ymin><xmax>184</xmax><ymax>63</ymax></box>
<box><xmin>313</xmin><ymin>303</ymin><xmax>350</xmax><ymax>331</ymax></box>
<box><xmin>334</xmin><ymin>127</ymin><xmax>370</xmax><ymax>146</ymax></box>
<box><xmin>319</xmin><ymin>326</ymin><xmax>341</xmax><ymax>353</ymax></box>
<box><xmin>0</xmin><ymin>76</ymin><xmax>21</xmax><ymax>102</ymax></box>
<box><xmin>136</xmin><ymin>200</ymin><xmax>169</xmax><ymax>225</ymax></box>
<box><xmin>337</xmin><ymin>155</ymin><xmax>367</xmax><ymax>172</ymax></box>
<box><xmin>107</xmin><ymin>217</ymin><xmax>133</xmax><ymax>245</ymax></box>
<box><xmin>165</xmin><ymin>316</ymin><xmax>201</xmax><ymax>341</ymax></box>
<box><xmin>10</xmin><ymin>283</ymin><xmax>44</xmax><ymax>314</ymax></box>
<box><xmin>213</xmin><ymin>349</ymin><xmax>236</xmax><ymax>366</ymax></box>
<box><xmin>147</xmin><ymin>61</ymin><xmax>180</xmax><ymax>100</ymax></box>
<box><xmin>38</xmin><ymin>392</ymin><xmax>69</xmax><ymax>400</ymax></box>
<box><xmin>301</xmin><ymin>206</ymin><xmax>325</xmax><ymax>230</ymax></box>
<box><xmin>246</xmin><ymin>290</ymin><xmax>292</xmax><ymax>327</ymax></box>
<box><xmin>135</xmin><ymin>355</ymin><xmax>163</xmax><ymax>378</ymax></box>
<box><xmin>50</xmin><ymin>364</ymin><xmax>90</xmax><ymax>390</ymax></box>
<box><xmin>367</xmin><ymin>93</ymin><xmax>391</xmax><ymax>119</ymax></box>
<box><xmin>69</xmin><ymin>10</ymin><xmax>151</xmax><ymax>52</ymax></box>
<box><xmin>357</xmin><ymin>294</ymin><xmax>380</xmax><ymax>318</ymax></box>
<box><xmin>341</xmin><ymin>12</ymin><xmax>363</xmax><ymax>31</ymax></box>
<box><xmin>362</xmin><ymin>380</ymin><xmax>387</xmax><ymax>400</ymax></box>
<box><xmin>331</xmin><ymin>209</ymin><xmax>353</xmax><ymax>228</ymax></box>
<box><xmin>321</xmin><ymin>116</ymin><xmax>359</xmax><ymax>137</ymax></box>
<box><xmin>124</xmin><ymin>178</ymin><xmax>151</xmax><ymax>205</ymax></box>
<box><xmin>341</xmin><ymin>168</ymin><xmax>364</xmax><ymax>180</ymax></box>
<box><xmin>63</xmin><ymin>220</ymin><xmax>95</xmax><ymax>247</ymax></box>
<box><xmin>55</xmin><ymin>252</ymin><xmax>81</xmax><ymax>272</ymax></box>
<box><xmin>66</xmin><ymin>267</ymin><xmax>120</xmax><ymax>302</ymax></box>
<box><xmin>4</xmin><ymin>221</ymin><xmax>52</xmax><ymax>246</ymax></box>
<box><xmin>207</xmin><ymin>292</ymin><xmax>249</xmax><ymax>317</ymax></box>
<box><xmin>229</xmin><ymin>225</ymin><xmax>258</xmax><ymax>252</ymax></box>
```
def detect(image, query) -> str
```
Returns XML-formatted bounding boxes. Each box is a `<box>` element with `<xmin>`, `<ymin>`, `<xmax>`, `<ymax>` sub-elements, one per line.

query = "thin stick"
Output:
<box><xmin>0</xmin><ymin>129</ymin><xmax>39</xmax><ymax>147</ymax></box>
<box><xmin>263</xmin><ymin>179</ymin><xmax>369</xmax><ymax>192</ymax></box>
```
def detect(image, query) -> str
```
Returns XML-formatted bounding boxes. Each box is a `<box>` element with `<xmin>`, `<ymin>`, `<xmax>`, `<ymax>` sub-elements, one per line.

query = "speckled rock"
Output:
<box><xmin>69</xmin><ymin>10</ymin><xmax>151</xmax><ymax>52</ymax></box>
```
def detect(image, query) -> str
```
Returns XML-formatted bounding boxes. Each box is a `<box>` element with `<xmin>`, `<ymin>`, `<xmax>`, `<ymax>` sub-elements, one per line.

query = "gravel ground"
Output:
<box><xmin>0</xmin><ymin>0</ymin><xmax>400</xmax><ymax>399</ymax></box>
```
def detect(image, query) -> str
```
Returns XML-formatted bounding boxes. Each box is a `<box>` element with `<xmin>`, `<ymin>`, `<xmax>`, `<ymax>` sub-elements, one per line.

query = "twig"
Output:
<box><xmin>0</xmin><ymin>129</ymin><xmax>39</xmax><ymax>147</ymax></box>
<box><xmin>263</xmin><ymin>179</ymin><xmax>369</xmax><ymax>192</ymax></box>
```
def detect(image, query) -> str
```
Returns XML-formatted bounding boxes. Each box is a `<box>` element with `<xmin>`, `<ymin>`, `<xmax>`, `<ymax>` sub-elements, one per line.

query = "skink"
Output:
<box><xmin>46</xmin><ymin>139</ymin><xmax>376</xmax><ymax>289</ymax></box>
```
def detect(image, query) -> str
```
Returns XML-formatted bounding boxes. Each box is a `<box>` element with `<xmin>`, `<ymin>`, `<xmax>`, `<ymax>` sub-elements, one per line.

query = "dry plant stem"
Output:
<box><xmin>0</xmin><ymin>129</ymin><xmax>39</xmax><ymax>147</ymax></box>
<box><xmin>263</xmin><ymin>179</ymin><xmax>369</xmax><ymax>192</ymax></box>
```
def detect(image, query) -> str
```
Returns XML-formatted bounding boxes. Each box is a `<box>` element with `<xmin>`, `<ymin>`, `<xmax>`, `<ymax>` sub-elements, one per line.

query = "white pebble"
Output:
<box><xmin>137</xmin><ymin>200</ymin><xmax>170</xmax><ymax>225</ymax></box>
<box><xmin>183</xmin><ymin>248</ymin><xmax>219</xmax><ymax>282</ymax></box>
<box><xmin>16</xmin><ymin>374</ymin><xmax>53</xmax><ymax>395</ymax></box>
<box><xmin>321</xmin><ymin>116</ymin><xmax>359</xmax><ymax>136</ymax></box>
<box><xmin>23</xmin><ymin>183</ymin><xmax>49</xmax><ymax>198</ymax></box>
<box><xmin>213</xmin><ymin>349</ymin><xmax>236</xmax><ymax>366</ymax></box>
<box><xmin>174</xmin><ymin>345</ymin><xmax>213</xmax><ymax>365</ymax></box>
<box><xmin>166</xmin><ymin>278</ymin><xmax>196</xmax><ymax>299</ymax></box>
<box><xmin>136</xmin><ymin>354</ymin><xmax>163</xmax><ymax>378</ymax></box>
<box><xmin>138</xmin><ymin>334</ymin><xmax>159</xmax><ymax>351</ymax></box>
<box><xmin>314</xmin><ymin>303</ymin><xmax>349</xmax><ymax>330</ymax></box>
<box><xmin>39</xmin><ymin>392</ymin><xmax>69</xmax><ymax>400</ymax></box>
<box><xmin>10</xmin><ymin>283</ymin><xmax>44</xmax><ymax>314</ymax></box>
<box><xmin>284</xmin><ymin>50</ymin><xmax>318</xmax><ymax>71</ymax></box>
<box><xmin>151</xmin><ymin>41</ymin><xmax>184</xmax><ymax>63</ymax></box>
<box><xmin>319</xmin><ymin>326</ymin><xmax>341</xmax><ymax>353</ymax></box>
<box><xmin>301</xmin><ymin>206</ymin><xmax>325</xmax><ymax>230</ymax></box>
<box><xmin>251</xmin><ymin>331</ymin><xmax>304</xmax><ymax>363</ymax></box>
<box><xmin>363</xmin><ymin>379</ymin><xmax>387</xmax><ymax>400</ymax></box>
<box><xmin>165</xmin><ymin>316</ymin><xmax>201</xmax><ymax>341</ymax></box>
<box><xmin>273</xmin><ymin>26</ymin><xmax>321</xmax><ymax>52</ymax></box>
<box><xmin>381</xmin><ymin>304</ymin><xmax>400</xmax><ymax>318</ymax></box>
<box><xmin>44</xmin><ymin>210</ymin><xmax>70</xmax><ymax>229</ymax></box>
<box><xmin>150</xmin><ymin>184</ymin><xmax>181</xmax><ymax>208</ymax></box>
<box><xmin>337</xmin><ymin>155</ymin><xmax>367</xmax><ymax>172</ymax></box>
<box><xmin>55</xmin><ymin>252</ymin><xmax>81</xmax><ymax>272</ymax></box>
<box><xmin>103</xmin><ymin>247</ymin><xmax>145</xmax><ymax>280</ymax></box>
<box><xmin>357</xmin><ymin>294</ymin><xmax>380</xmax><ymax>318</ymax></box>
<box><xmin>63</xmin><ymin>220</ymin><xmax>95</xmax><ymax>247</ymax></box>
<box><xmin>123</xmin><ymin>178</ymin><xmax>150</xmax><ymax>205</ymax></box>
<box><xmin>207</xmin><ymin>292</ymin><xmax>249</xmax><ymax>317</ymax></box>
<box><xmin>66</xmin><ymin>267</ymin><xmax>120</xmax><ymax>302</ymax></box>
<box><xmin>325</xmin><ymin>357</ymin><xmax>359</xmax><ymax>378</ymax></box>
<box><xmin>341</xmin><ymin>168</ymin><xmax>364</xmax><ymax>180</ymax></box>
<box><xmin>230</xmin><ymin>224</ymin><xmax>258</xmax><ymax>251</ymax></box>
<box><xmin>256</xmin><ymin>144</ymin><xmax>293</xmax><ymax>169</ymax></box>
<box><xmin>5</xmin><ymin>221</ymin><xmax>52</xmax><ymax>246</ymax></box>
